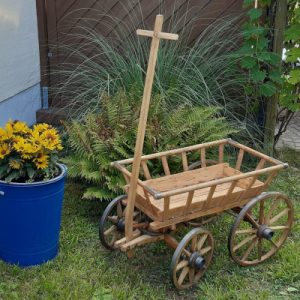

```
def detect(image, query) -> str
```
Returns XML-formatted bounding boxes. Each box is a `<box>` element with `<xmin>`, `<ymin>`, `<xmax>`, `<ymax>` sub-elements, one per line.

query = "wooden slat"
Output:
<box><xmin>141</xmin><ymin>160</ymin><xmax>151</xmax><ymax>179</ymax></box>
<box><xmin>184</xmin><ymin>191</ymin><xmax>194</xmax><ymax>214</ymax></box>
<box><xmin>115</xmin><ymin>139</ymin><xmax>228</xmax><ymax>165</ymax></box>
<box><xmin>235</xmin><ymin>149</ymin><xmax>244</xmax><ymax>171</ymax></box>
<box><xmin>218</xmin><ymin>143</ymin><xmax>224</xmax><ymax>163</ymax></box>
<box><xmin>181</xmin><ymin>152</ymin><xmax>189</xmax><ymax>171</ymax></box>
<box><xmin>163</xmin><ymin>196</ymin><xmax>170</xmax><ymax>220</ymax></box>
<box><xmin>201</xmin><ymin>148</ymin><xmax>206</xmax><ymax>167</ymax></box>
<box><xmin>161</xmin><ymin>156</ymin><xmax>171</xmax><ymax>175</ymax></box>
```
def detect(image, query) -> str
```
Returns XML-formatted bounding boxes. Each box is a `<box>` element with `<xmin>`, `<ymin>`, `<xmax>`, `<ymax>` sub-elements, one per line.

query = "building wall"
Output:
<box><xmin>0</xmin><ymin>0</ymin><xmax>41</xmax><ymax>126</ymax></box>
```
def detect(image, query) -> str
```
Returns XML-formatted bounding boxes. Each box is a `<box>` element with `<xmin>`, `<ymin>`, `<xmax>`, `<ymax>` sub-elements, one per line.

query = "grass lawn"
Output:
<box><xmin>0</xmin><ymin>151</ymin><xmax>299</xmax><ymax>299</ymax></box>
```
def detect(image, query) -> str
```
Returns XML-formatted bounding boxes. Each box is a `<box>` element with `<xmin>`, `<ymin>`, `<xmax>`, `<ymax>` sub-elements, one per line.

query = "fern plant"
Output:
<box><xmin>63</xmin><ymin>91</ymin><xmax>237</xmax><ymax>201</ymax></box>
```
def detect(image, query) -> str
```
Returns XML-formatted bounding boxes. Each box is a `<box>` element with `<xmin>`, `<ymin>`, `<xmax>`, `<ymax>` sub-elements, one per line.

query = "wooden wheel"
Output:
<box><xmin>228</xmin><ymin>192</ymin><xmax>293</xmax><ymax>266</ymax></box>
<box><xmin>170</xmin><ymin>228</ymin><xmax>214</xmax><ymax>289</ymax></box>
<box><xmin>99</xmin><ymin>195</ymin><xmax>144</xmax><ymax>250</ymax></box>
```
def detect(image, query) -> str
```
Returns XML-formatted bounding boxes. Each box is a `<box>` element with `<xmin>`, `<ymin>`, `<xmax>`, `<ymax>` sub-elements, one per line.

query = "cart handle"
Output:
<box><xmin>154</xmin><ymin>164</ymin><xmax>287</xmax><ymax>199</ymax></box>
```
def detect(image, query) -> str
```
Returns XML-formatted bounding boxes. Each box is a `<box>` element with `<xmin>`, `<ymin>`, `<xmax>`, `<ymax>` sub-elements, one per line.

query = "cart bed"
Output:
<box><xmin>114</xmin><ymin>139</ymin><xmax>287</xmax><ymax>226</ymax></box>
<box><xmin>130</xmin><ymin>163</ymin><xmax>264</xmax><ymax>220</ymax></box>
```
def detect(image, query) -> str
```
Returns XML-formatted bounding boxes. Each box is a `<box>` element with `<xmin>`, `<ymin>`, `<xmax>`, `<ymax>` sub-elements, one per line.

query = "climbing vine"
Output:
<box><xmin>237</xmin><ymin>0</ymin><xmax>299</xmax><ymax>145</ymax></box>
<box><xmin>276</xmin><ymin>0</ymin><xmax>300</xmax><ymax>144</ymax></box>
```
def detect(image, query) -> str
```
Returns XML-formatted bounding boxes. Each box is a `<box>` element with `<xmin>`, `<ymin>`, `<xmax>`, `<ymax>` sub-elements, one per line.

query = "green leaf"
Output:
<box><xmin>247</xmin><ymin>8</ymin><xmax>263</xmax><ymax>21</ymax></box>
<box><xmin>237</xmin><ymin>42</ymin><xmax>255</xmax><ymax>55</ymax></box>
<box><xmin>240</xmin><ymin>56</ymin><xmax>257</xmax><ymax>69</ymax></box>
<box><xmin>269</xmin><ymin>69</ymin><xmax>283</xmax><ymax>83</ymax></box>
<box><xmin>26</xmin><ymin>166</ymin><xmax>35</xmax><ymax>179</ymax></box>
<box><xmin>256</xmin><ymin>37</ymin><xmax>269</xmax><ymax>50</ymax></box>
<box><xmin>285</xmin><ymin>24</ymin><xmax>300</xmax><ymax>41</ymax></box>
<box><xmin>5</xmin><ymin>171</ymin><xmax>20</xmax><ymax>183</ymax></box>
<box><xmin>242</xmin><ymin>25</ymin><xmax>267</xmax><ymax>39</ymax></box>
<box><xmin>251</xmin><ymin>68</ymin><xmax>266</xmax><ymax>82</ymax></box>
<box><xmin>286</xmin><ymin>47</ymin><xmax>300</xmax><ymax>62</ymax></box>
<box><xmin>260</xmin><ymin>81</ymin><xmax>277</xmax><ymax>96</ymax></box>
<box><xmin>288</xmin><ymin>69</ymin><xmax>300</xmax><ymax>84</ymax></box>
<box><xmin>0</xmin><ymin>165</ymin><xmax>7</xmax><ymax>178</ymax></box>
<box><xmin>243</xmin><ymin>0</ymin><xmax>255</xmax><ymax>7</ymax></box>
<box><xmin>260</xmin><ymin>0</ymin><xmax>271</xmax><ymax>6</ymax></box>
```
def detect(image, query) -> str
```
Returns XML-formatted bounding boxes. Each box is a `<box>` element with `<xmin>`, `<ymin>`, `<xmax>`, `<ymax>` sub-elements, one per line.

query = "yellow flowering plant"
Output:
<box><xmin>0</xmin><ymin>120</ymin><xmax>63</xmax><ymax>182</ymax></box>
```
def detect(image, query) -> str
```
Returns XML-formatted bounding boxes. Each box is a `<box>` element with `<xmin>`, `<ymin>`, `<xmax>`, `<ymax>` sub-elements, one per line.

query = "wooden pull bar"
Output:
<box><xmin>181</xmin><ymin>152</ymin><xmax>188</xmax><ymax>171</ymax></box>
<box><xmin>185</xmin><ymin>191</ymin><xmax>194</xmax><ymax>214</ymax></box>
<box><xmin>161</xmin><ymin>156</ymin><xmax>170</xmax><ymax>175</ymax></box>
<box><xmin>218</xmin><ymin>144</ymin><xmax>224</xmax><ymax>163</ymax></box>
<box><xmin>201</xmin><ymin>148</ymin><xmax>206</xmax><ymax>167</ymax></box>
<box><xmin>141</xmin><ymin>160</ymin><xmax>151</xmax><ymax>179</ymax></box>
<box><xmin>235</xmin><ymin>149</ymin><xmax>244</xmax><ymax>171</ymax></box>
<box><xmin>163</xmin><ymin>196</ymin><xmax>170</xmax><ymax>220</ymax></box>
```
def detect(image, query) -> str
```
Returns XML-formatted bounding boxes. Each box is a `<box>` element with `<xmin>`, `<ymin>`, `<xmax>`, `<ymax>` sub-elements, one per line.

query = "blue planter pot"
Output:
<box><xmin>0</xmin><ymin>164</ymin><xmax>67</xmax><ymax>267</ymax></box>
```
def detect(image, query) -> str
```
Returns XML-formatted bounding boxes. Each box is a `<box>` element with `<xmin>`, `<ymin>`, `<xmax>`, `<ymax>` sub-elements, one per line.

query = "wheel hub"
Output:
<box><xmin>257</xmin><ymin>224</ymin><xmax>274</xmax><ymax>240</ymax></box>
<box><xmin>189</xmin><ymin>252</ymin><xmax>206</xmax><ymax>270</ymax></box>
<box><xmin>116</xmin><ymin>218</ymin><xmax>125</xmax><ymax>231</ymax></box>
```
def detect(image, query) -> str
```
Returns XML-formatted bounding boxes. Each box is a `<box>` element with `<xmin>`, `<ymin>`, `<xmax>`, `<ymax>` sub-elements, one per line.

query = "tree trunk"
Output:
<box><xmin>264</xmin><ymin>0</ymin><xmax>287</xmax><ymax>155</ymax></box>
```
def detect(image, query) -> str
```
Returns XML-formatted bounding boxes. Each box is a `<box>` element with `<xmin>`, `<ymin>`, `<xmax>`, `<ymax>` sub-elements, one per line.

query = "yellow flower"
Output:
<box><xmin>0</xmin><ymin>127</ymin><xmax>13</xmax><ymax>141</ymax></box>
<box><xmin>0</xmin><ymin>143</ymin><xmax>10</xmax><ymax>159</ymax></box>
<box><xmin>34</xmin><ymin>153</ymin><xmax>49</xmax><ymax>169</ymax></box>
<box><xmin>33</xmin><ymin>123</ymin><xmax>49</xmax><ymax>133</ymax></box>
<box><xmin>21</xmin><ymin>153</ymin><xmax>33</xmax><ymax>160</ymax></box>
<box><xmin>13</xmin><ymin>121</ymin><xmax>30</xmax><ymax>134</ymax></box>
<box><xmin>40</xmin><ymin>128</ymin><xmax>62</xmax><ymax>151</ymax></box>
<box><xmin>13</xmin><ymin>137</ymin><xmax>27</xmax><ymax>152</ymax></box>
<box><xmin>9</xmin><ymin>159</ymin><xmax>22</xmax><ymax>170</ymax></box>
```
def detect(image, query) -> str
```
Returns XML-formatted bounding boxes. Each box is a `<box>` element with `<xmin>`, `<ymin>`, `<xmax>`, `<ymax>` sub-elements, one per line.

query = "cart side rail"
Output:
<box><xmin>156</xmin><ymin>164</ymin><xmax>285</xmax><ymax>199</ymax></box>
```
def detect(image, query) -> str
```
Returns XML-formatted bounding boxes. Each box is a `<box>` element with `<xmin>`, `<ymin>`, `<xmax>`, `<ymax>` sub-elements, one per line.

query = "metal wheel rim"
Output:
<box><xmin>228</xmin><ymin>192</ymin><xmax>293</xmax><ymax>266</ymax></box>
<box><xmin>170</xmin><ymin>227</ymin><xmax>214</xmax><ymax>289</ymax></box>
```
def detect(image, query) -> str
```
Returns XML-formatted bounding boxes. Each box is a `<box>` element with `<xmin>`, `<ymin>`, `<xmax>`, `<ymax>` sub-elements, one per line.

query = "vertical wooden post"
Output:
<box><xmin>125</xmin><ymin>15</ymin><xmax>178</xmax><ymax>241</ymax></box>
<box><xmin>264</xmin><ymin>0</ymin><xmax>287</xmax><ymax>155</ymax></box>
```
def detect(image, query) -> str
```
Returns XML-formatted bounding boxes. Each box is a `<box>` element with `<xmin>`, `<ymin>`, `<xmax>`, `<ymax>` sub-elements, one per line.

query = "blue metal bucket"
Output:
<box><xmin>0</xmin><ymin>164</ymin><xmax>67</xmax><ymax>267</ymax></box>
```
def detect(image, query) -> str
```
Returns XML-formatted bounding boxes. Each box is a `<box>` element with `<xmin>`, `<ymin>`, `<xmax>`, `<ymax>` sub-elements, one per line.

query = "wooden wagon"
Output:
<box><xmin>99</xmin><ymin>15</ymin><xmax>294</xmax><ymax>289</ymax></box>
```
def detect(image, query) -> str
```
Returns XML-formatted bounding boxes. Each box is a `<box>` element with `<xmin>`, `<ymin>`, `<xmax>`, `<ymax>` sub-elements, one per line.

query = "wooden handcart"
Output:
<box><xmin>99</xmin><ymin>15</ymin><xmax>294</xmax><ymax>289</ymax></box>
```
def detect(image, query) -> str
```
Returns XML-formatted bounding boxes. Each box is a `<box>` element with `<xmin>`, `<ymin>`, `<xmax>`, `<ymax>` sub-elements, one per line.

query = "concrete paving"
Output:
<box><xmin>276</xmin><ymin>111</ymin><xmax>300</xmax><ymax>151</ymax></box>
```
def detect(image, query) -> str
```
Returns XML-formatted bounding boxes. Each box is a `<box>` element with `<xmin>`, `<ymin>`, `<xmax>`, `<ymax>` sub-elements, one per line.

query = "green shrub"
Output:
<box><xmin>54</xmin><ymin>15</ymin><xmax>262</xmax><ymax>145</ymax></box>
<box><xmin>63</xmin><ymin>91</ymin><xmax>237</xmax><ymax>200</ymax></box>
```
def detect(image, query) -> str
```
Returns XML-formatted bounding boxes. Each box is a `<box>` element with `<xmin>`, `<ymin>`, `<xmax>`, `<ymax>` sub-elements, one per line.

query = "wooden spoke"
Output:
<box><xmin>233</xmin><ymin>235</ymin><xmax>256</xmax><ymax>252</ymax></box>
<box><xmin>117</xmin><ymin>201</ymin><xmax>123</xmax><ymax>218</ymax></box>
<box><xmin>269</xmin><ymin>208</ymin><xmax>289</xmax><ymax>225</ymax></box>
<box><xmin>196</xmin><ymin>234</ymin><xmax>208</xmax><ymax>251</ymax></box>
<box><xmin>171</xmin><ymin>228</ymin><xmax>214</xmax><ymax>289</ymax></box>
<box><xmin>104</xmin><ymin>225</ymin><xmax>117</xmax><ymax>236</ymax></box>
<box><xmin>269</xmin><ymin>225</ymin><xmax>289</xmax><ymax>230</ymax></box>
<box><xmin>259</xmin><ymin>200</ymin><xmax>264</xmax><ymax>224</ymax></box>
<box><xmin>268</xmin><ymin>239</ymin><xmax>279</xmax><ymax>249</ymax></box>
<box><xmin>257</xmin><ymin>238</ymin><xmax>262</xmax><ymax>261</ymax></box>
<box><xmin>178</xmin><ymin>267</ymin><xmax>189</xmax><ymax>286</ymax></box>
<box><xmin>265</xmin><ymin>199</ymin><xmax>280</xmax><ymax>223</ymax></box>
<box><xmin>175</xmin><ymin>260</ymin><xmax>189</xmax><ymax>271</ymax></box>
<box><xmin>191</xmin><ymin>236</ymin><xmax>197</xmax><ymax>252</ymax></box>
<box><xmin>235</xmin><ymin>228</ymin><xmax>257</xmax><ymax>235</ymax></box>
<box><xmin>244</xmin><ymin>212</ymin><xmax>260</xmax><ymax>229</ymax></box>
<box><xmin>200</xmin><ymin>246</ymin><xmax>212</xmax><ymax>255</ymax></box>
<box><xmin>229</xmin><ymin>192</ymin><xmax>293</xmax><ymax>266</ymax></box>
<box><xmin>241</xmin><ymin>238</ymin><xmax>258</xmax><ymax>261</ymax></box>
<box><xmin>107</xmin><ymin>216</ymin><xmax>118</xmax><ymax>224</ymax></box>
<box><xmin>189</xmin><ymin>268</ymin><xmax>195</xmax><ymax>283</ymax></box>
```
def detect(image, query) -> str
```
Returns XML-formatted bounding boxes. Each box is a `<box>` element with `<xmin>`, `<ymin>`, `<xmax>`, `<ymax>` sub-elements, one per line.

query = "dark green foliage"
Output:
<box><xmin>63</xmin><ymin>91</ymin><xmax>236</xmax><ymax>201</ymax></box>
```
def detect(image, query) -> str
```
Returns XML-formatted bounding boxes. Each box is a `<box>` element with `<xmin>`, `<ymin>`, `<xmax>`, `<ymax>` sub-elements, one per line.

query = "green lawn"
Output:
<box><xmin>0</xmin><ymin>152</ymin><xmax>299</xmax><ymax>300</ymax></box>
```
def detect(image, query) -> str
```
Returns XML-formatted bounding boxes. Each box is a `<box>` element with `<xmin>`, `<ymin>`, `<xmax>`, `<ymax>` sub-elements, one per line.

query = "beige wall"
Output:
<box><xmin>0</xmin><ymin>0</ymin><xmax>40</xmax><ymax>102</ymax></box>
